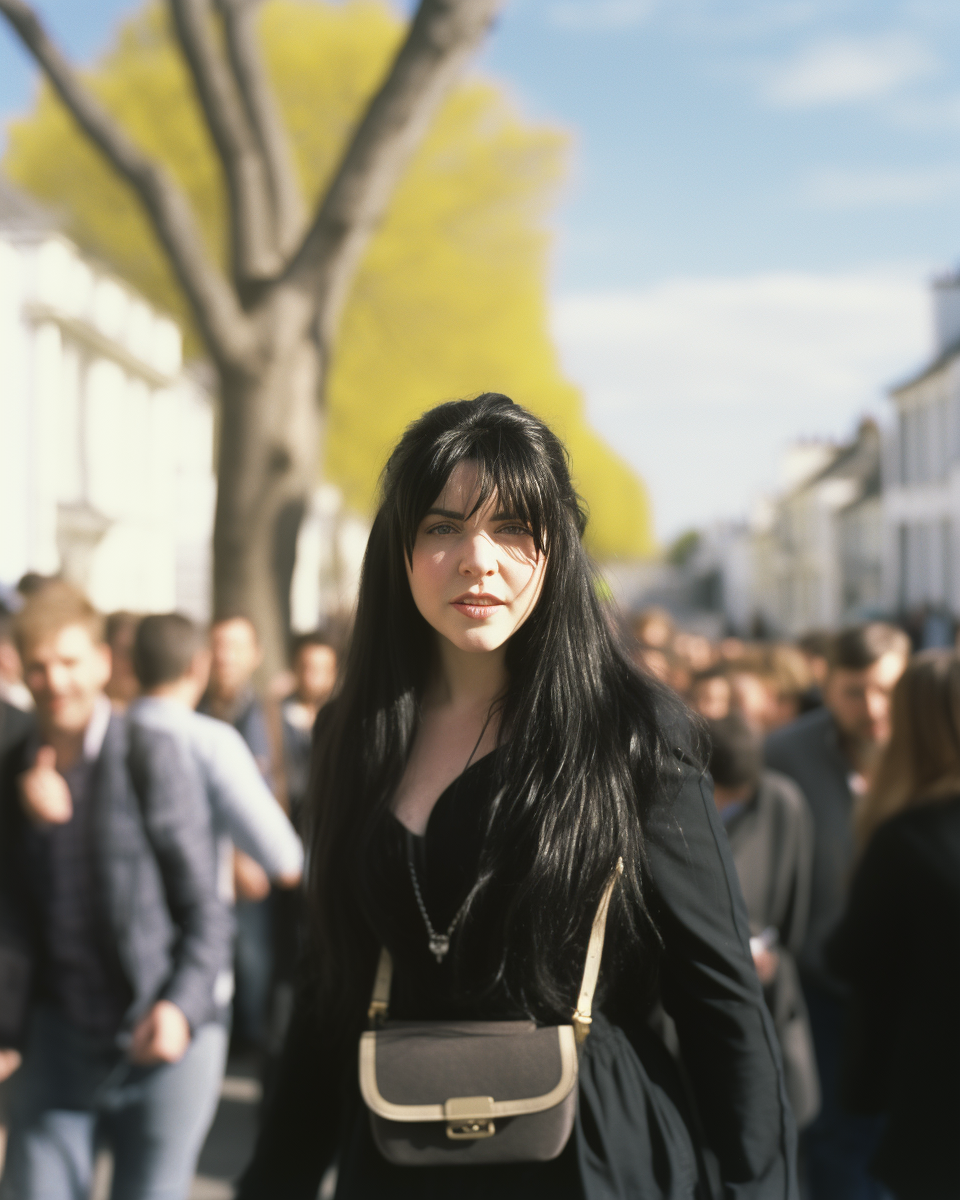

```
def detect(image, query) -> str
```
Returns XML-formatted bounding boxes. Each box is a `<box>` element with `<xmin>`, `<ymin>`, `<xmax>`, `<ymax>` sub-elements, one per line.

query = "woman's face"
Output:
<box><xmin>406</xmin><ymin>462</ymin><xmax>547</xmax><ymax>655</ymax></box>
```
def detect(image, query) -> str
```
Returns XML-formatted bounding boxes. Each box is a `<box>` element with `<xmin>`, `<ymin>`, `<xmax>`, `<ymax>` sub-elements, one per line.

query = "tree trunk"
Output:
<box><xmin>213</xmin><ymin>286</ymin><xmax>321</xmax><ymax>677</ymax></box>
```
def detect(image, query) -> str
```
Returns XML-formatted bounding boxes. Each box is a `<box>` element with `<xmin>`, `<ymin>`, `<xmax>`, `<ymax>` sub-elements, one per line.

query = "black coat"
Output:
<box><xmin>825</xmin><ymin>795</ymin><xmax>960</xmax><ymax>1200</ymax></box>
<box><xmin>0</xmin><ymin>712</ymin><xmax>232</xmax><ymax>1044</ymax></box>
<box><xmin>237</xmin><ymin>751</ymin><xmax>797</xmax><ymax>1200</ymax></box>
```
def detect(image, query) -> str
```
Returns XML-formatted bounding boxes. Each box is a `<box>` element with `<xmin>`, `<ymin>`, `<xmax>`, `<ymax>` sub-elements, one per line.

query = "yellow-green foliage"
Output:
<box><xmin>5</xmin><ymin>0</ymin><xmax>654</xmax><ymax>559</ymax></box>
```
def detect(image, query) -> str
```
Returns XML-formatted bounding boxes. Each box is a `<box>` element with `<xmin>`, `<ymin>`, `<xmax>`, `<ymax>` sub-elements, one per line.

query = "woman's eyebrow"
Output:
<box><xmin>424</xmin><ymin>507</ymin><xmax>464</xmax><ymax>519</ymax></box>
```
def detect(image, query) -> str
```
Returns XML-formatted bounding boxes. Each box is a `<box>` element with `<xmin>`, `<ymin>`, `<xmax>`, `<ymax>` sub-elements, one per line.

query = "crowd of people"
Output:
<box><xmin>0</xmin><ymin>553</ymin><xmax>958</xmax><ymax>1198</ymax></box>
<box><xmin>628</xmin><ymin>606</ymin><xmax>959</xmax><ymax>1200</ymax></box>
<box><xmin>0</xmin><ymin>578</ymin><xmax>337</xmax><ymax>1198</ymax></box>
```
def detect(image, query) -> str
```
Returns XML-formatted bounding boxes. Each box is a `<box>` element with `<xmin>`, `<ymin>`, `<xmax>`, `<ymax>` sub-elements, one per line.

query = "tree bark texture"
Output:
<box><xmin>214</xmin><ymin>289</ymin><xmax>321</xmax><ymax>673</ymax></box>
<box><xmin>0</xmin><ymin>0</ymin><xmax>505</xmax><ymax>674</ymax></box>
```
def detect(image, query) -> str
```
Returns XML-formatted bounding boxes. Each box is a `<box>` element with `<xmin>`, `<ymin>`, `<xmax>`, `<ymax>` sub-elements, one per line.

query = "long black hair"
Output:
<box><xmin>308</xmin><ymin>393</ymin><xmax>697</xmax><ymax>1022</ymax></box>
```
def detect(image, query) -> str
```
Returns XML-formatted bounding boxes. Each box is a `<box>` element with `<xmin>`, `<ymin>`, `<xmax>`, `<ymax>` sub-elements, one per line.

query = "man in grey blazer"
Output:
<box><xmin>0</xmin><ymin>583</ymin><xmax>232</xmax><ymax>1200</ymax></box>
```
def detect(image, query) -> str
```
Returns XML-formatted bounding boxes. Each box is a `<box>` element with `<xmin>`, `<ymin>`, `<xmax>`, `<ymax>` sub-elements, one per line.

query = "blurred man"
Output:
<box><xmin>280</xmin><ymin>631</ymin><xmax>337</xmax><ymax>826</ymax></box>
<box><xmin>130</xmin><ymin>613</ymin><xmax>303</xmax><ymax>902</ymax></box>
<box><xmin>766</xmin><ymin>622</ymin><xmax>910</xmax><ymax>1200</ymax></box>
<box><xmin>103</xmin><ymin>611</ymin><xmax>142</xmax><ymax>711</ymax></box>
<box><xmin>263</xmin><ymin>631</ymin><xmax>338</xmax><ymax>1074</ymax></box>
<box><xmin>199</xmin><ymin>615</ymin><xmax>275</xmax><ymax>1052</ymax></box>
<box><xmin>689</xmin><ymin>666</ymin><xmax>732</xmax><ymax>720</ymax></box>
<box><xmin>0</xmin><ymin>583</ymin><xmax>231</xmax><ymax>1200</ymax></box>
<box><xmin>709</xmin><ymin>715</ymin><xmax>819</xmax><ymax>1130</ymax></box>
<box><xmin>201</xmin><ymin>615</ymin><xmax>271</xmax><ymax>775</ymax></box>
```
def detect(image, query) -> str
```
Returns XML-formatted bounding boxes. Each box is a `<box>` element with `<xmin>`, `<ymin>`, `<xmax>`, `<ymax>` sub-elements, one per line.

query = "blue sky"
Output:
<box><xmin>2</xmin><ymin>0</ymin><xmax>959</xmax><ymax>540</ymax></box>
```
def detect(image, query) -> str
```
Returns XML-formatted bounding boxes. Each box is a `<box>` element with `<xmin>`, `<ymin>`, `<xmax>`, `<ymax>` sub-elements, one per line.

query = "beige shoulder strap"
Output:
<box><xmin>367</xmin><ymin>943</ymin><xmax>394</xmax><ymax>1025</ymax></box>
<box><xmin>367</xmin><ymin>857</ymin><xmax>624</xmax><ymax>1041</ymax></box>
<box><xmin>571</xmin><ymin>857</ymin><xmax>623</xmax><ymax>1043</ymax></box>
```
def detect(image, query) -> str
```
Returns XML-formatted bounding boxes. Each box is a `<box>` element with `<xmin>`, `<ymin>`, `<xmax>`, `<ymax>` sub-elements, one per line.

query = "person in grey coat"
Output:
<box><xmin>765</xmin><ymin>623</ymin><xmax>909</xmax><ymax>1200</ymax></box>
<box><xmin>0</xmin><ymin>583</ymin><xmax>232</xmax><ymax>1200</ymax></box>
<box><xmin>708</xmin><ymin>714</ymin><xmax>819</xmax><ymax>1129</ymax></box>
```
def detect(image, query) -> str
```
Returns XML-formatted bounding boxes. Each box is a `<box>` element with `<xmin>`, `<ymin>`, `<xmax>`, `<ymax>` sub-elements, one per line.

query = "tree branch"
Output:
<box><xmin>169</xmin><ymin>0</ymin><xmax>282</xmax><ymax>285</ymax></box>
<box><xmin>0</xmin><ymin>0</ymin><xmax>257</xmax><ymax>366</ymax></box>
<box><xmin>284</xmin><ymin>0</ymin><xmax>505</xmax><ymax>342</ymax></box>
<box><xmin>218</xmin><ymin>0</ymin><xmax>305</xmax><ymax>258</ymax></box>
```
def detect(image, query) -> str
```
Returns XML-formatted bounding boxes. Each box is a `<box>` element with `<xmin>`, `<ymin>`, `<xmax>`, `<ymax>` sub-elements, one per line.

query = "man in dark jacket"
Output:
<box><xmin>708</xmin><ymin>714</ymin><xmax>819</xmax><ymax>1130</ymax></box>
<box><xmin>766</xmin><ymin>623</ymin><xmax>909</xmax><ymax>1200</ymax></box>
<box><xmin>0</xmin><ymin>583</ymin><xmax>232</xmax><ymax>1200</ymax></box>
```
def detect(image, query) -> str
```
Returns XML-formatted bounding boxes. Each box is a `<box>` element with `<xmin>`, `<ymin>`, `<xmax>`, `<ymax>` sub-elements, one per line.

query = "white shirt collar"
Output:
<box><xmin>83</xmin><ymin>694</ymin><xmax>113</xmax><ymax>761</ymax></box>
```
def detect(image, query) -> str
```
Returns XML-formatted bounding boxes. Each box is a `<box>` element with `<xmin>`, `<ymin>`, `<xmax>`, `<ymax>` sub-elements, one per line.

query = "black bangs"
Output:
<box><xmin>384</xmin><ymin>393</ymin><xmax>581</xmax><ymax>562</ymax></box>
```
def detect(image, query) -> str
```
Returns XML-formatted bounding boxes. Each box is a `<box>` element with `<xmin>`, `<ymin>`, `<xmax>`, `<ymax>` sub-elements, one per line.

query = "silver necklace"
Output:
<box><xmin>407</xmin><ymin>844</ymin><xmax>472</xmax><ymax>963</ymax></box>
<box><xmin>404</xmin><ymin>721</ymin><xmax>492</xmax><ymax>963</ymax></box>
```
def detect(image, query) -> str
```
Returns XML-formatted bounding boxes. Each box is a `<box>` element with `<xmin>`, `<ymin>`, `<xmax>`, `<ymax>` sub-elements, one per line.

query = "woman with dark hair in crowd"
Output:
<box><xmin>827</xmin><ymin>649</ymin><xmax>960</xmax><ymax>1200</ymax></box>
<box><xmin>237</xmin><ymin>394</ymin><xmax>795</xmax><ymax>1199</ymax></box>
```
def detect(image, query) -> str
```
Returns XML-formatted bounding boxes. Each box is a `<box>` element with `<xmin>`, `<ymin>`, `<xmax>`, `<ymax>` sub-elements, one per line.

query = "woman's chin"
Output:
<box><xmin>440</xmin><ymin>626</ymin><xmax>510</xmax><ymax>655</ymax></box>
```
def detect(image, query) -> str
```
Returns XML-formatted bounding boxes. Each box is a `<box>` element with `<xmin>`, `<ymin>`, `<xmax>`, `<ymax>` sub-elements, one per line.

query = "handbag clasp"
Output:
<box><xmin>444</xmin><ymin>1096</ymin><xmax>496</xmax><ymax>1139</ymax></box>
<box><xmin>446</xmin><ymin>1119</ymin><xmax>496</xmax><ymax>1139</ymax></box>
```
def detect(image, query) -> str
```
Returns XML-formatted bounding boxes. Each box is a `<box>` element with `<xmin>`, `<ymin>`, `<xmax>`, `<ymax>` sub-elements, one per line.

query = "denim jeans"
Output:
<box><xmin>801</xmin><ymin>982</ymin><xmax>888</xmax><ymax>1200</ymax></box>
<box><xmin>0</xmin><ymin>1006</ymin><xmax>227</xmax><ymax>1200</ymax></box>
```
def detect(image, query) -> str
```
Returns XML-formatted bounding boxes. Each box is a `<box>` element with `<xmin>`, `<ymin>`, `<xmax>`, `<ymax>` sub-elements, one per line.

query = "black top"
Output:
<box><xmin>43</xmin><ymin>753</ymin><xmax>131</xmax><ymax>1034</ymax></box>
<box><xmin>765</xmin><ymin>707</ymin><xmax>854</xmax><ymax>992</ymax></box>
<box><xmin>825</xmin><ymin>795</ymin><xmax>960</xmax><ymax>1200</ymax></box>
<box><xmin>238</xmin><ymin>750</ymin><xmax>797</xmax><ymax>1200</ymax></box>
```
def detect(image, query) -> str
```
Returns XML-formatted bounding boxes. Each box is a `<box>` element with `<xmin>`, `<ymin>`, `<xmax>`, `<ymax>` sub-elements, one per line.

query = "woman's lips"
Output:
<box><xmin>451</xmin><ymin>594</ymin><xmax>503</xmax><ymax>619</ymax></box>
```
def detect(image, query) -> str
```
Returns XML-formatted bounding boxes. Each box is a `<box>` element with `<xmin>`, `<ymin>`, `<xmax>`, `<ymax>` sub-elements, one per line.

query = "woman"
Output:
<box><xmin>238</xmin><ymin>394</ymin><xmax>794</xmax><ymax>1199</ymax></box>
<box><xmin>827</xmin><ymin>649</ymin><xmax>960</xmax><ymax>1200</ymax></box>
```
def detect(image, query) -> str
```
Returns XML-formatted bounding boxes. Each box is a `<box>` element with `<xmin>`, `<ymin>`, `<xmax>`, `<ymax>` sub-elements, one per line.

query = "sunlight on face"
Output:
<box><xmin>22</xmin><ymin>623</ymin><xmax>111</xmax><ymax>735</ymax></box>
<box><xmin>406</xmin><ymin>462</ymin><xmax>547</xmax><ymax>655</ymax></box>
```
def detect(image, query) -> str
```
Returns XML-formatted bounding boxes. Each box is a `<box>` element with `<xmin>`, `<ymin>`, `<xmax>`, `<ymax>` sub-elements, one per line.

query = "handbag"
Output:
<box><xmin>359</xmin><ymin>858</ymin><xmax>622</xmax><ymax>1166</ymax></box>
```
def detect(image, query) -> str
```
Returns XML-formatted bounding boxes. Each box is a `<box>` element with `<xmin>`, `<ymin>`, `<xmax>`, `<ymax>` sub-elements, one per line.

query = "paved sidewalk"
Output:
<box><xmin>189</xmin><ymin>1057</ymin><xmax>262</xmax><ymax>1199</ymax></box>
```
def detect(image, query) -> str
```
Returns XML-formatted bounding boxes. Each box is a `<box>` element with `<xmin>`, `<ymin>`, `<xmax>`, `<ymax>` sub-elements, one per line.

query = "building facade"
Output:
<box><xmin>883</xmin><ymin>274</ymin><xmax>960</xmax><ymax>622</ymax></box>
<box><xmin>752</xmin><ymin>423</ymin><xmax>883</xmax><ymax>635</ymax></box>
<box><xmin>0</xmin><ymin>176</ymin><xmax>371</xmax><ymax>633</ymax></box>
<box><xmin>0</xmin><ymin>177</ymin><xmax>217</xmax><ymax>619</ymax></box>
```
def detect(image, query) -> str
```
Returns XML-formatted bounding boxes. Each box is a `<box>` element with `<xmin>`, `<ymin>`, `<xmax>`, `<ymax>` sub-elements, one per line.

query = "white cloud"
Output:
<box><xmin>551</xmin><ymin>271</ymin><xmax>930</xmax><ymax>539</ymax></box>
<box><xmin>765</xmin><ymin>34</ymin><xmax>937</xmax><ymax>107</ymax></box>
<box><xmin>547</xmin><ymin>1</ymin><xmax>657</xmax><ymax>32</ymax></box>
<box><xmin>804</xmin><ymin>165</ymin><xmax>960</xmax><ymax>208</ymax></box>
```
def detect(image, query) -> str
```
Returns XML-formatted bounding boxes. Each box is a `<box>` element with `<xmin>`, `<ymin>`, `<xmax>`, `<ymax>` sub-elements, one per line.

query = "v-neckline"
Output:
<box><xmin>390</xmin><ymin>746</ymin><xmax>500</xmax><ymax>840</ymax></box>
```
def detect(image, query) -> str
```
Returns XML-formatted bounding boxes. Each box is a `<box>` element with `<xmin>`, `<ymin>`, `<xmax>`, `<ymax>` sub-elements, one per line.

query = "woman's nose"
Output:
<box><xmin>459</xmin><ymin>531</ymin><xmax>497</xmax><ymax>575</ymax></box>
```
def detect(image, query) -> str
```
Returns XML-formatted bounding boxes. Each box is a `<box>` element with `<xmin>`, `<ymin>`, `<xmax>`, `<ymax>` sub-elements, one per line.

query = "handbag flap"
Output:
<box><xmin>359</xmin><ymin>1021</ymin><xmax>578</xmax><ymax>1123</ymax></box>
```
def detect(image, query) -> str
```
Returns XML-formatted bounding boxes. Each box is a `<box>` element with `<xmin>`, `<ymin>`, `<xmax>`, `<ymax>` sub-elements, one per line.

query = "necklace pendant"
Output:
<box><xmin>429</xmin><ymin>934</ymin><xmax>450</xmax><ymax>962</ymax></box>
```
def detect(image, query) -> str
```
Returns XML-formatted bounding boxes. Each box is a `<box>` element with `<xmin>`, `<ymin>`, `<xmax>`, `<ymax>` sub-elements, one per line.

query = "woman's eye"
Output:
<box><xmin>427</xmin><ymin>522</ymin><xmax>457</xmax><ymax>536</ymax></box>
<box><xmin>499</xmin><ymin>524</ymin><xmax>532</xmax><ymax>536</ymax></box>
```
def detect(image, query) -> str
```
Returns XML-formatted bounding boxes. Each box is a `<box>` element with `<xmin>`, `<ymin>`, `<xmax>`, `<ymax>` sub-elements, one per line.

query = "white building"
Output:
<box><xmin>749</xmin><ymin>423</ymin><xmax>883</xmax><ymax>635</ymax></box>
<box><xmin>883</xmin><ymin>273</ymin><xmax>960</xmax><ymax>619</ymax></box>
<box><xmin>0</xmin><ymin>177</ymin><xmax>371</xmax><ymax>631</ymax></box>
<box><xmin>0</xmin><ymin>176</ymin><xmax>217</xmax><ymax>619</ymax></box>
